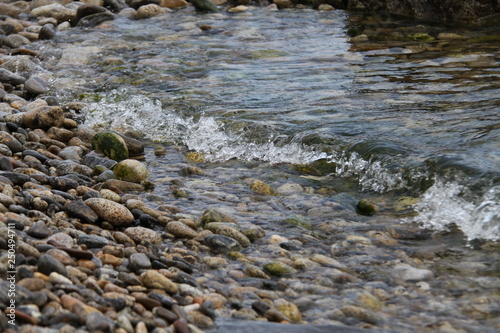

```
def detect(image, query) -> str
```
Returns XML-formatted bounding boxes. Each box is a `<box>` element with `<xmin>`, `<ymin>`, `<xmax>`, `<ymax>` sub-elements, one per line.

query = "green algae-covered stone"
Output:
<box><xmin>113</xmin><ymin>159</ymin><xmax>150</xmax><ymax>183</ymax></box>
<box><xmin>91</xmin><ymin>131</ymin><xmax>129</xmax><ymax>161</ymax></box>
<box><xmin>356</xmin><ymin>199</ymin><xmax>377</xmax><ymax>216</ymax></box>
<box><xmin>263</xmin><ymin>262</ymin><xmax>296</xmax><ymax>277</ymax></box>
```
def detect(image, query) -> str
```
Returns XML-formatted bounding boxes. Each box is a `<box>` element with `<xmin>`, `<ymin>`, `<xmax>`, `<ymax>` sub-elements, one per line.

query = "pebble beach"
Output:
<box><xmin>1</xmin><ymin>1</ymin><xmax>500</xmax><ymax>333</ymax></box>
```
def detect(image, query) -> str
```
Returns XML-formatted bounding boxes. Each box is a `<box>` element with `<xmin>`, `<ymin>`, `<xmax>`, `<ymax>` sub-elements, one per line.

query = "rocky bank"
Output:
<box><xmin>1</xmin><ymin>1</ymin><xmax>500</xmax><ymax>333</ymax></box>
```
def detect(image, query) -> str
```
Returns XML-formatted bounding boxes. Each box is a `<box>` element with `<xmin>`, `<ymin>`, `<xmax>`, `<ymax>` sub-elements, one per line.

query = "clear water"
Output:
<box><xmin>42</xmin><ymin>8</ymin><xmax>500</xmax><ymax>241</ymax></box>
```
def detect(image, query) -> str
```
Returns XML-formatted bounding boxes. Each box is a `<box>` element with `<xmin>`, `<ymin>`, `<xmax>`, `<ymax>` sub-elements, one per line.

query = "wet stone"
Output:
<box><xmin>92</xmin><ymin>131</ymin><xmax>129</xmax><ymax>161</ymax></box>
<box><xmin>25</xmin><ymin>76</ymin><xmax>50</xmax><ymax>95</ymax></box>
<box><xmin>263</xmin><ymin>262</ymin><xmax>296</xmax><ymax>277</ymax></box>
<box><xmin>113</xmin><ymin>159</ymin><xmax>150</xmax><ymax>183</ymax></box>
<box><xmin>203</xmin><ymin>234</ymin><xmax>242</xmax><ymax>254</ymax></box>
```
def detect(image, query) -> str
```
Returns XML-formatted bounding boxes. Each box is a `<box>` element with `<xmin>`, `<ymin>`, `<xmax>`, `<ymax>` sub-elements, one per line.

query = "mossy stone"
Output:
<box><xmin>249</xmin><ymin>180</ymin><xmax>277</xmax><ymax>196</ymax></box>
<box><xmin>356</xmin><ymin>199</ymin><xmax>377</xmax><ymax>216</ymax></box>
<box><xmin>263</xmin><ymin>262</ymin><xmax>296</xmax><ymax>277</ymax></box>
<box><xmin>91</xmin><ymin>131</ymin><xmax>129</xmax><ymax>161</ymax></box>
<box><xmin>283</xmin><ymin>214</ymin><xmax>312</xmax><ymax>230</ymax></box>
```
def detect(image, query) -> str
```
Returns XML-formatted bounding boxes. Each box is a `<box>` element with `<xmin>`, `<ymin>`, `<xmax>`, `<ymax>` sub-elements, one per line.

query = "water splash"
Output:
<box><xmin>83</xmin><ymin>91</ymin><xmax>328</xmax><ymax>164</ymax></box>
<box><xmin>409</xmin><ymin>180</ymin><xmax>500</xmax><ymax>241</ymax></box>
<box><xmin>333</xmin><ymin>151</ymin><xmax>406</xmax><ymax>192</ymax></box>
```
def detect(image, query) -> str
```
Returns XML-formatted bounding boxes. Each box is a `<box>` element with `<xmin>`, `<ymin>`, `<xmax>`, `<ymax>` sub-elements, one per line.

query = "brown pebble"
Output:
<box><xmin>173</xmin><ymin>318</ymin><xmax>190</xmax><ymax>333</ymax></box>
<box><xmin>135</xmin><ymin>296</ymin><xmax>161</xmax><ymax>310</ymax></box>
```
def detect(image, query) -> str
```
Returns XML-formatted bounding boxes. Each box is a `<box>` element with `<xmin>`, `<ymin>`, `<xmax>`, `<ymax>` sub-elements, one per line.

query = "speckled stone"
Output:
<box><xmin>213</xmin><ymin>225</ymin><xmax>250</xmax><ymax>247</ymax></box>
<box><xmin>140</xmin><ymin>270</ymin><xmax>178</xmax><ymax>294</ymax></box>
<box><xmin>85</xmin><ymin>198</ymin><xmax>134</xmax><ymax>226</ymax></box>
<box><xmin>124</xmin><ymin>226</ymin><xmax>162</xmax><ymax>245</ymax></box>
<box><xmin>166</xmin><ymin>221</ymin><xmax>198</xmax><ymax>239</ymax></box>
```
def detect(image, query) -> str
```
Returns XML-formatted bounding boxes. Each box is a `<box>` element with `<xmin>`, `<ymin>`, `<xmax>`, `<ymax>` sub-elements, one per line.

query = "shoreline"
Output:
<box><xmin>1</xmin><ymin>2</ymin><xmax>500</xmax><ymax>333</ymax></box>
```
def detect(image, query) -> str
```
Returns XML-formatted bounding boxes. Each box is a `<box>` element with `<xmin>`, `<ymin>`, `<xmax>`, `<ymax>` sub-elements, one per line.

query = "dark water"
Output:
<box><xmin>42</xmin><ymin>7</ymin><xmax>499</xmax><ymax>241</ymax></box>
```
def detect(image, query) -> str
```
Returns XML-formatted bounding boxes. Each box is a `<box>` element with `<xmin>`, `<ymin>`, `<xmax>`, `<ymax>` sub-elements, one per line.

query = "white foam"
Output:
<box><xmin>84</xmin><ymin>91</ymin><xmax>328</xmax><ymax>165</ymax></box>
<box><xmin>409</xmin><ymin>180</ymin><xmax>500</xmax><ymax>241</ymax></box>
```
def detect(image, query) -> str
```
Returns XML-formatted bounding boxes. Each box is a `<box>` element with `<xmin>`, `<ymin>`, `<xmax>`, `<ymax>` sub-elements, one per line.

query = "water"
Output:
<box><xmin>41</xmin><ymin>7</ymin><xmax>499</xmax><ymax>241</ymax></box>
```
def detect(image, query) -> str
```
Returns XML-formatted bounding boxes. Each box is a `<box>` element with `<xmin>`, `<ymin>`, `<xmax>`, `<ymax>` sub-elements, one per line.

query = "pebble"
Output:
<box><xmin>124</xmin><ymin>226</ymin><xmax>162</xmax><ymax>245</ymax></box>
<box><xmin>140</xmin><ymin>270</ymin><xmax>179</xmax><ymax>294</ymax></box>
<box><xmin>166</xmin><ymin>221</ymin><xmax>198</xmax><ymax>239</ymax></box>
<box><xmin>85</xmin><ymin>197</ymin><xmax>135</xmax><ymax>226</ymax></box>
<box><xmin>37</xmin><ymin>253</ymin><xmax>68</xmax><ymax>277</ymax></box>
<box><xmin>129</xmin><ymin>252</ymin><xmax>152</xmax><ymax>270</ymax></box>
<box><xmin>203</xmin><ymin>234</ymin><xmax>242</xmax><ymax>254</ymax></box>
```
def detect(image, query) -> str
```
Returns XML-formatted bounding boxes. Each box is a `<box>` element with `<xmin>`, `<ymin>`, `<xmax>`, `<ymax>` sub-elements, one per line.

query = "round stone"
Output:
<box><xmin>85</xmin><ymin>198</ymin><xmax>134</xmax><ymax>226</ymax></box>
<box><xmin>113</xmin><ymin>159</ymin><xmax>150</xmax><ymax>183</ymax></box>
<box><xmin>91</xmin><ymin>131</ymin><xmax>129</xmax><ymax>161</ymax></box>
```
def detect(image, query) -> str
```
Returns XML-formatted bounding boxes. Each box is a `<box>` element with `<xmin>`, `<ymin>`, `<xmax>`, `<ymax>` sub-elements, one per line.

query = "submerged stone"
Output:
<box><xmin>203</xmin><ymin>234</ymin><xmax>242</xmax><ymax>254</ymax></box>
<box><xmin>199</xmin><ymin>208</ymin><xmax>237</xmax><ymax>228</ymax></box>
<box><xmin>263</xmin><ymin>262</ymin><xmax>296</xmax><ymax>277</ymax></box>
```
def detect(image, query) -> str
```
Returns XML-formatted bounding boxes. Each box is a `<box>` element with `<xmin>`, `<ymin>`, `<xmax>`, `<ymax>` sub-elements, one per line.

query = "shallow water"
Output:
<box><xmin>39</xmin><ymin>7</ymin><xmax>499</xmax><ymax>241</ymax></box>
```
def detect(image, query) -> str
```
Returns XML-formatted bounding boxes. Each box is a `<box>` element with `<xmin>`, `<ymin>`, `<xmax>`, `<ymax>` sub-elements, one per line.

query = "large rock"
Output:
<box><xmin>334</xmin><ymin>0</ymin><xmax>500</xmax><ymax>23</ymax></box>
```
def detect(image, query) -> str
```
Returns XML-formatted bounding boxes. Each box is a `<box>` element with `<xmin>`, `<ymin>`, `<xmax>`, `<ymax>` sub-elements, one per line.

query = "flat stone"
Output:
<box><xmin>392</xmin><ymin>264</ymin><xmax>435</xmax><ymax>282</ymax></box>
<box><xmin>263</xmin><ymin>262</ymin><xmax>296</xmax><ymax>277</ymax></box>
<box><xmin>86</xmin><ymin>311</ymin><xmax>116</xmax><ymax>332</ymax></box>
<box><xmin>77</xmin><ymin>235</ymin><xmax>111</xmax><ymax>248</ymax></box>
<box><xmin>65</xmin><ymin>200</ymin><xmax>99</xmax><ymax>224</ymax></box>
